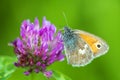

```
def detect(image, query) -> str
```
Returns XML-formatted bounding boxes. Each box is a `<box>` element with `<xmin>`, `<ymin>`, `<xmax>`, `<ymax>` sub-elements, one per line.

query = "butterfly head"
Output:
<box><xmin>63</xmin><ymin>27</ymin><xmax>73</xmax><ymax>35</ymax></box>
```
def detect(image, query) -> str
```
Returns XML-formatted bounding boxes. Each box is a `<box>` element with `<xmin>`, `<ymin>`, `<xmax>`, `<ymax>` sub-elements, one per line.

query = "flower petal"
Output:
<box><xmin>24</xmin><ymin>71</ymin><xmax>30</xmax><ymax>76</ymax></box>
<box><xmin>44</xmin><ymin>71</ymin><xmax>52</xmax><ymax>78</ymax></box>
<box><xmin>34</xmin><ymin>17</ymin><xmax>40</xmax><ymax>30</ymax></box>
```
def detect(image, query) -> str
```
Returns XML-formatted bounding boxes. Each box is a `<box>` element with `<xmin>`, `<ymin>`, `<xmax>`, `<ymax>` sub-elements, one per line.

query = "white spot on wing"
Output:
<box><xmin>78</xmin><ymin>49</ymin><xmax>85</xmax><ymax>54</ymax></box>
<box><xmin>78</xmin><ymin>44</ymin><xmax>88</xmax><ymax>54</ymax></box>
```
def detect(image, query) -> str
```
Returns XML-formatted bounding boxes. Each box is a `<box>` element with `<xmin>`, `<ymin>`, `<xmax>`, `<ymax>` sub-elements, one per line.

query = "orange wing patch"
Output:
<box><xmin>80</xmin><ymin>34</ymin><xmax>98</xmax><ymax>54</ymax></box>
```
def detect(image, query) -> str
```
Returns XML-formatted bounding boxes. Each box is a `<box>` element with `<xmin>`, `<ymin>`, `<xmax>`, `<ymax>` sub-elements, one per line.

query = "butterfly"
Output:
<box><xmin>62</xmin><ymin>27</ymin><xmax>109</xmax><ymax>67</ymax></box>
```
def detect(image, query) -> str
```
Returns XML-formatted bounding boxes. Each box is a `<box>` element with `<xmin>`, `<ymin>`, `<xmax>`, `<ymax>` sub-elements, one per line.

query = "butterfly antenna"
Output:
<box><xmin>62</xmin><ymin>12</ymin><xmax>69</xmax><ymax>27</ymax></box>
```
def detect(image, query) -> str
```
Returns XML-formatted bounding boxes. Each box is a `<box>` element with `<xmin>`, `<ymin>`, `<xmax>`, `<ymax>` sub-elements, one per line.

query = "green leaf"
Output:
<box><xmin>52</xmin><ymin>70</ymin><xmax>72</xmax><ymax>80</ymax></box>
<box><xmin>0</xmin><ymin>56</ymin><xmax>16</xmax><ymax>80</ymax></box>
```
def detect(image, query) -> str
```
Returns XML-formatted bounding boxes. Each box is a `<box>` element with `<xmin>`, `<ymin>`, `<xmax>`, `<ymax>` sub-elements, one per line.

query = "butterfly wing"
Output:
<box><xmin>63</xmin><ymin>27</ymin><xmax>109</xmax><ymax>67</ymax></box>
<box><xmin>74</xmin><ymin>30</ymin><xmax>109</xmax><ymax>58</ymax></box>
<box><xmin>64</xmin><ymin>32</ymin><xmax>94</xmax><ymax>67</ymax></box>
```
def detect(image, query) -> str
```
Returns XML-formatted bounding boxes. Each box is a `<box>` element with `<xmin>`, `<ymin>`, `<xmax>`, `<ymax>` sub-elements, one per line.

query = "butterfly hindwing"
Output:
<box><xmin>65</xmin><ymin>37</ymin><xmax>94</xmax><ymax>67</ymax></box>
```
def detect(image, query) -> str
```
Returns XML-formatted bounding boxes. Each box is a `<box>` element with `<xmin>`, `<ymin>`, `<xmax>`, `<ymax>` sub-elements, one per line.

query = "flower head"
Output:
<box><xmin>10</xmin><ymin>17</ymin><xmax>64</xmax><ymax>78</ymax></box>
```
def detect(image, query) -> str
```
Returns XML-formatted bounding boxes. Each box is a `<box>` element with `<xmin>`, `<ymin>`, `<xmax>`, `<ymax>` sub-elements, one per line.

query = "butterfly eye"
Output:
<box><xmin>96</xmin><ymin>42</ymin><xmax>102</xmax><ymax>49</ymax></box>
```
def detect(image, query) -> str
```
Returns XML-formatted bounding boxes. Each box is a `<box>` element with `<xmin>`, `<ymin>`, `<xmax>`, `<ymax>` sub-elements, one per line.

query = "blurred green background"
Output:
<box><xmin>0</xmin><ymin>0</ymin><xmax>119</xmax><ymax>80</ymax></box>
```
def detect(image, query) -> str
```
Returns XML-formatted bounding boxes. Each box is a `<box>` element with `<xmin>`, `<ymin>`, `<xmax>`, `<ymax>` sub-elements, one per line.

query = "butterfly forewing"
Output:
<box><xmin>74</xmin><ymin>30</ymin><xmax>109</xmax><ymax>58</ymax></box>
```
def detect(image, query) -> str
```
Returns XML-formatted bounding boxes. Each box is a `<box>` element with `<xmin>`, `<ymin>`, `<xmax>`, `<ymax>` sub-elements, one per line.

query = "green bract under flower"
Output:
<box><xmin>10</xmin><ymin>17</ymin><xmax>64</xmax><ymax>78</ymax></box>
